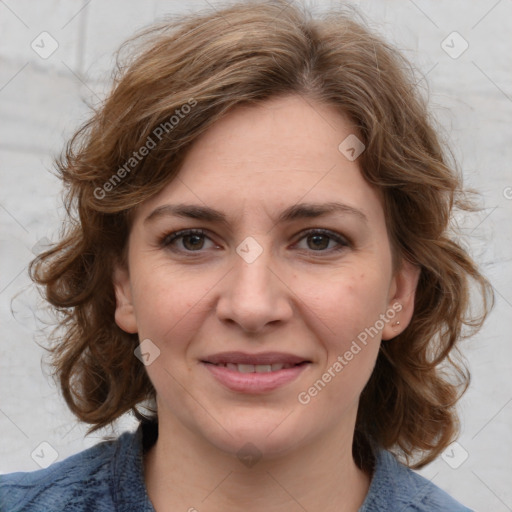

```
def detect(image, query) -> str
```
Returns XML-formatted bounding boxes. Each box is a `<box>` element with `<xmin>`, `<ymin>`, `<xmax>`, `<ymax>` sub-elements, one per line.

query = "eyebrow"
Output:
<box><xmin>144</xmin><ymin>201</ymin><xmax>368</xmax><ymax>226</ymax></box>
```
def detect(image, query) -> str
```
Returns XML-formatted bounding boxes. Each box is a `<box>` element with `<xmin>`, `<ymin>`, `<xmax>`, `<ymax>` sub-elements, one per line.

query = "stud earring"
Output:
<box><xmin>392</xmin><ymin>320</ymin><xmax>400</xmax><ymax>328</ymax></box>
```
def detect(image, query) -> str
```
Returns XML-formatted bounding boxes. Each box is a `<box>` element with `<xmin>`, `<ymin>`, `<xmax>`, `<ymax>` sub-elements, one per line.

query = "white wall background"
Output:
<box><xmin>1</xmin><ymin>1</ymin><xmax>511</xmax><ymax>510</ymax></box>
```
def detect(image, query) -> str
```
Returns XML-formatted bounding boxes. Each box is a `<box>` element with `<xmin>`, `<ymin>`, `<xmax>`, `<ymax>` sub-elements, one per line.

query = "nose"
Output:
<box><xmin>215</xmin><ymin>242</ymin><xmax>293</xmax><ymax>334</ymax></box>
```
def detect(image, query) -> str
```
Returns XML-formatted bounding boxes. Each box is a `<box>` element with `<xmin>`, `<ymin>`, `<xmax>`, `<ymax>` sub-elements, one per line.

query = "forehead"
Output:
<box><xmin>138</xmin><ymin>95</ymin><xmax>384</xmax><ymax>225</ymax></box>
<box><xmin>181</xmin><ymin>95</ymin><xmax>353</xmax><ymax>179</ymax></box>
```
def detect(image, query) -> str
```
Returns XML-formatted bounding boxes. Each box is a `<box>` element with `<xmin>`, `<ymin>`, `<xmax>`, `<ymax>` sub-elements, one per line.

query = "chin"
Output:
<box><xmin>197</xmin><ymin>409</ymin><xmax>310</xmax><ymax>462</ymax></box>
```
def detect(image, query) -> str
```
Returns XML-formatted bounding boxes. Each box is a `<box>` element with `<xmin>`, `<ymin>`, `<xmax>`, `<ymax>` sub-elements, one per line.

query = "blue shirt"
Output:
<box><xmin>0</xmin><ymin>421</ymin><xmax>472</xmax><ymax>511</ymax></box>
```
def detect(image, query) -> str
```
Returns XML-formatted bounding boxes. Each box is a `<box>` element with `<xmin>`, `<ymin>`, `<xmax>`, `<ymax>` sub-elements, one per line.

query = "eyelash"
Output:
<box><xmin>158</xmin><ymin>228</ymin><xmax>351</xmax><ymax>255</ymax></box>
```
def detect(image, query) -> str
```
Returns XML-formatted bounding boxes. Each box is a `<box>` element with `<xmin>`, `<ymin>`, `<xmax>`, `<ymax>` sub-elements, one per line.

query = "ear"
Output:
<box><xmin>382</xmin><ymin>258</ymin><xmax>421</xmax><ymax>340</ymax></box>
<box><xmin>112</xmin><ymin>264</ymin><xmax>138</xmax><ymax>334</ymax></box>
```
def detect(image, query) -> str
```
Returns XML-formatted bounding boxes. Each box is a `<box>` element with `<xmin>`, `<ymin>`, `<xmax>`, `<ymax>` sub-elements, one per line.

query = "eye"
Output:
<box><xmin>160</xmin><ymin>229</ymin><xmax>216</xmax><ymax>252</ymax></box>
<box><xmin>159</xmin><ymin>228</ymin><xmax>350</xmax><ymax>255</ymax></box>
<box><xmin>294</xmin><ymin>229</ymin><xmax>350</xmax><ymax>253</ymax></box>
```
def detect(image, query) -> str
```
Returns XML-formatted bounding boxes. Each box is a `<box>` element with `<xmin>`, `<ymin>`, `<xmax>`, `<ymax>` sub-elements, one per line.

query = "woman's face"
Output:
<box><xmin>114</xmin><ymin>94</ymin><xmax>419</xmax><ymax>458</ymax></box>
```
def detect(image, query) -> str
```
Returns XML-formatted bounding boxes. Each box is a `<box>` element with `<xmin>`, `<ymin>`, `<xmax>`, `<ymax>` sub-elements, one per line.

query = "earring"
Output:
<box><xmin>392</xmin><ymin>320</ymin><xmax>400</xmax><ymax>328</ymax></box>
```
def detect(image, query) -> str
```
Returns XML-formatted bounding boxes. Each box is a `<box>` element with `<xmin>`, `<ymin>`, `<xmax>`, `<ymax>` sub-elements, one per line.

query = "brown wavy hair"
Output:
<box><xmin>30</xmin><ymin>0</ymin><xmax>493</xmax><ymax>469</ymax></box>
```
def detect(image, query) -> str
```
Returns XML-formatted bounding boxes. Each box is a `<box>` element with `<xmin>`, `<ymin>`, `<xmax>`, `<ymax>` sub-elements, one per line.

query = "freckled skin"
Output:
<box><xmin>113</xmin><ymin>95</ymin><xmax>420</xmax><ymax>511</ymax></box>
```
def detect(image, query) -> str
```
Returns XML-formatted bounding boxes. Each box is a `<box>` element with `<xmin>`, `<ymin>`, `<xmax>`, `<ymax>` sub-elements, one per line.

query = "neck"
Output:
<box><xmin>143</xmin><ymin>415</ymin><xmax>372</xmax><ymax>512</ymax></box>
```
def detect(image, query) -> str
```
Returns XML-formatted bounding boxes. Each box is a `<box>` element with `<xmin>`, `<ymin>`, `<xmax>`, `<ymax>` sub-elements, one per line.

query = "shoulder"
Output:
<box><xmin>360</xmin><ymin>448</ymin><xmax>473</xmax><ymax>512</ymax></box>
<box><xmin>0</xmin><ymin>429</ymin><xmax>140</xmax><ymax>512</ymax></box>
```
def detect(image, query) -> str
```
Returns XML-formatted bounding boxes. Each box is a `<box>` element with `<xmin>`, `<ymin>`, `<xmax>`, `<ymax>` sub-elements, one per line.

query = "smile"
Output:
<box><xmin>208</xmin><ymin>362</ymin><xmax>300</xmax><ymax>373</ymax></box>
<box><xmin>201</xmin><ymin>352</ymin><xmax>311</xmax><ymax>393</ymax></box>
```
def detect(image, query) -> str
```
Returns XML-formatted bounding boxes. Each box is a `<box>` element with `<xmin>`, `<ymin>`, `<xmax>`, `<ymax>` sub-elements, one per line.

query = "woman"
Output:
<box><xmin>0</xmin><ymin>1</ymin><xmax>493</xmax><ymax>510</ymax></box>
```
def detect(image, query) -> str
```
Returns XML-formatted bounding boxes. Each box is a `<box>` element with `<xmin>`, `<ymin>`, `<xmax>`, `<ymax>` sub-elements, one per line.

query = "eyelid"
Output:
<box><xmin>294</xmin><ymin>228</ymin><xmax>351</xmax><ymax>248</ymax></box>
<box><xmin>159</xmin><ymin>228</ymin><xmax>214</xmax><ymax>248</ymax></box>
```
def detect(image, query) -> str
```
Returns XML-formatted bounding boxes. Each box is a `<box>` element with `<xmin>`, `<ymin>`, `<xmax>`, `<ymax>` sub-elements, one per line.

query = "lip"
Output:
<box><xmin>201</xmin><ymin>352</ymin><xmax>311</xmax><ymax>394</ymax></box>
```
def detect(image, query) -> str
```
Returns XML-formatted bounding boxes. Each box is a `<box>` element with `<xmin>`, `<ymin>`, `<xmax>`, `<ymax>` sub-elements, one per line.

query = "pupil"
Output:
<box><xmin>309</xmin><ymin>234</ymin><xmax>328</xmax><ymax>250</ymax></box>
<box><xmin>184</xmin><ymin>234</ymin><xmax>203</xmax><ymax>250</ymax></box>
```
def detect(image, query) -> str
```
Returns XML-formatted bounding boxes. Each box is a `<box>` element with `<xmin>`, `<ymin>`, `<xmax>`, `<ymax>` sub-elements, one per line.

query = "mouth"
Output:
<box><xmin>204</xmin><ymin>362</ymin><xmax>308</xmax><ymax>373</ymax></box>
<box><xmin>201</xmin><ymin>352</ymin><xmax>311</xmax><ymax>393</ymax></box>
<box><xmin>201</xmin><ymin>351</ymin><xmax>311</xmax><ymax>371</ymax></box>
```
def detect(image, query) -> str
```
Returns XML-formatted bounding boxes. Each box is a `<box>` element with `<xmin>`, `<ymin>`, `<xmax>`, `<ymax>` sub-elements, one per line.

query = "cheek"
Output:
<box><xmin>298</xmin><ymin>269</ymin><xmax>389</xmax><ymax>344</ymax></box>
<box><xmin>130</xmin><ymin>264</ymin><xmax>216</xmax><ymax>345</ymax></box>
<box><xmin>292</xmin><ymin>271</ymin><xmax>387</xmax><ymax>419</ymax></box>
<box><xmin>298</xmin><ymin>269</ymin><xmax>387</xmax><ymax>379</ymax></box>
<box><xmin>301</xmin><ymin>277</ymin><xmax>385</xmax><ymax>401</ymax></box>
